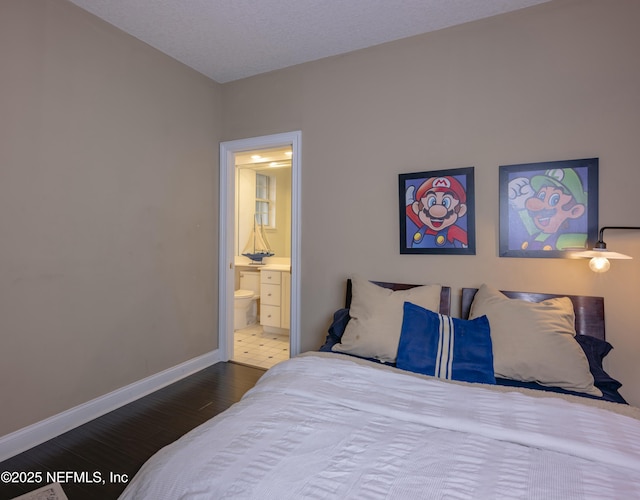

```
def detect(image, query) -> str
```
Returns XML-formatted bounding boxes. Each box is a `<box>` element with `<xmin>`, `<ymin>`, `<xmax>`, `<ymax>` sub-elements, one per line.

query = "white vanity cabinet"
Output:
<box><xmin>260</xmin><ymin>269</ymin><xmax>291</xmax><ymax>333</ymax></box>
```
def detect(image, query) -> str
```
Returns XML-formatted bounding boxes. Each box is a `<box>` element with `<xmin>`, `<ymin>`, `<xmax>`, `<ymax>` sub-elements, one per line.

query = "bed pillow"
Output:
<box><xmin>332</xmin><ymin>275</ymin><xmax>441</xmax><ymax>363</ymax></box>
<box><xmin>319</xmin><ymin>308</ymin><xmax>350</xmax><ymax>352</ymax></box>
<box><xmin>574</xmin><ymin>334</ymin><xmax>623</xmax><ymax>392</ymax></box>
<box><xmin>397</xmin><ymin>302</ymin><xmax>495</xmax><ymax>384</ymax></box>
<box><xmin>469</xmin><ymin>284</ymin><xmax>601</xmax><ymax>397</ymax></box>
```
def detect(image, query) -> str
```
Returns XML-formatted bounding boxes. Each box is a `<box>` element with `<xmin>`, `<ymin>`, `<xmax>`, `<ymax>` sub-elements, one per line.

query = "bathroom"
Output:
<box><xmin>232</xmin><ymin>147</ymin><xmax>292</xmax><ymax>369</ymax></box>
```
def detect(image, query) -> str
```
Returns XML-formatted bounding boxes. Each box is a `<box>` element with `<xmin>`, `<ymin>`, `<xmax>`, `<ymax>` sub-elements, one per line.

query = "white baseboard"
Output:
<box><xmin>0</xmin><ymin>349</ymin><xmax>221</xmax><ymax>462</ymax></box>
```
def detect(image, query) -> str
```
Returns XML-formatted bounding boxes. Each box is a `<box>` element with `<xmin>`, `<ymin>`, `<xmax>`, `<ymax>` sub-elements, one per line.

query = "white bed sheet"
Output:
<box><xmin>120</xmin><ymin>353</ymin><xmax>640</xmax><ymax>499</ymax></box>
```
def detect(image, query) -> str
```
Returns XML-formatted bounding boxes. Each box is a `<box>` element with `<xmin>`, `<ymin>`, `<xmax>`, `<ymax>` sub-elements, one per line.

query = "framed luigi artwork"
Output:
<box><xmin>499</xmin><ymin>158</ymin><xmax>599</xmax><ymax>258</ymax></box>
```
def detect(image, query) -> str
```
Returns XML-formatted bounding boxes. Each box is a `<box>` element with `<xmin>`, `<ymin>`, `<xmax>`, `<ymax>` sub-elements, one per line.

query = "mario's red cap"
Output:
<box><xmin>415</xmin><ymin>176</ymin><xmax>466</xmax><ymax>203</ymax></box>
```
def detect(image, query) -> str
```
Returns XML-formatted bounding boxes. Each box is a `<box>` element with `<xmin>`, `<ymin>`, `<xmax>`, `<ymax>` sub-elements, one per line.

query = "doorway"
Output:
<box><xmin>218</xmin><ymin>132</ymin><xmax>301</xmax><ymax>367</ymax></box>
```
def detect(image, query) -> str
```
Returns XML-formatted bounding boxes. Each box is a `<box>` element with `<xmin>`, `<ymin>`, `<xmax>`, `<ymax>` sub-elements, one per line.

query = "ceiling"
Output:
<box><xmin>67</xmin><ymin>0</ymin><xmax>551</xmax><ymax>84</ymax></box>
<box><xmin>236</xmin><ymin>147</ymin><xmax>292</xmax><ymax>171</ymax></box>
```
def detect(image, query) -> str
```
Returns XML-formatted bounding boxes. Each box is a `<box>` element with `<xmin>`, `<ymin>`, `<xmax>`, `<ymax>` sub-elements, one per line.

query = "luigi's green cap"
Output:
<box><xmin>530</xmin><ymin>168</ymin><xmax>587</xmax><ymax>205</ymax></box>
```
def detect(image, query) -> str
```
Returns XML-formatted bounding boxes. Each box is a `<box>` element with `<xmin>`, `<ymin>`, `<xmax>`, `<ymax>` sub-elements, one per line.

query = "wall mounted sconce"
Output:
<box><xmin>575</xmin><ymin>226</ymin><xmax>640</xmax><ymax>272</ymax></box>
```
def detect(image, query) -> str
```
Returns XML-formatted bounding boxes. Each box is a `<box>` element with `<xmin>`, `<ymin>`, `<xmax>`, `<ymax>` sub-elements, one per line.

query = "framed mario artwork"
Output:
<box><xmin>499</xmin><ymin>158</ymin><xmax>599</xmax><ymax>258</ymax></box>
<box><xmin>399</xmin><ymin>167</ymin><xmax>476</xmax><ymax>255</ymax></box>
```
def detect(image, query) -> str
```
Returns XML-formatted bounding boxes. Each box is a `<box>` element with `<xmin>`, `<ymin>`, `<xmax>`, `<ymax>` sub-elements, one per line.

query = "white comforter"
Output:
<box><xmin>120</xmin><ymin>354</ymin><xmax>640</xmax><ymax>499</ymax></box>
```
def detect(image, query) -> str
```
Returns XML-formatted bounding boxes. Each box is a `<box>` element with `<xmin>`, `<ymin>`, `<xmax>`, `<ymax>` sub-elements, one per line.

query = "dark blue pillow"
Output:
<box><xmin>574</xmin><ymin>335</ymin><xmax>623</xmax><ymax>391</ymax></box>
<box><xmin>397</xmin><ymin>302</ymin><xmax>495</xmax><ymax>384</ymax></box>
<box><xmin>319</xmin><ymin>308</ymin><xmax>350</xmax><ymax>352</ymax></box>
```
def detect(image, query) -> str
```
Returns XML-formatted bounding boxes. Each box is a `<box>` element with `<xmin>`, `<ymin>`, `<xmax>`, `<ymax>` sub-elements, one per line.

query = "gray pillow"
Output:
<box><xmin>332</xmin><ymin>275</ymin><xmax>441</xmax><ymax>363</ymax></box>
<box><xmin>469</xmin><ymin>284</ymin><xmax>601</xmax><ymax>396</ymax></box>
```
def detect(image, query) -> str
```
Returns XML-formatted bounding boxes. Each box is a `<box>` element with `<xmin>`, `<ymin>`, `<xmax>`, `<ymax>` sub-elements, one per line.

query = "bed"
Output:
<box><xmin>119</xmin><ymin>278</ymin><xmax>640</xmax><ymax>499</ymax></box>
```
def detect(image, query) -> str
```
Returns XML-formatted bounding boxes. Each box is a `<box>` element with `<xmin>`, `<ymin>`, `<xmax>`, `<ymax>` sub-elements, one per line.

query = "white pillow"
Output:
<box><xmin>469</xmin><ymin>284</ymin><xmax>601</xmax><ymax>396</ymax></box>
<box><xmin>332</xmin><ymin>275</ymin><xmax>441</xmax><ymax>363</ymax></box>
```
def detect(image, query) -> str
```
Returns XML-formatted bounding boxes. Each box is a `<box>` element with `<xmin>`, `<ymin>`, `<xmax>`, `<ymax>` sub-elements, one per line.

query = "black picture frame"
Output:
<box><xmin>499</xmin><ymin>158</ymin><xmax>598</xmax><ymax>258</ymax></box>
<box><xmin>399</xmin><ymin>167</ymin><xmax>476</xmax><ymax>255</ymax></box>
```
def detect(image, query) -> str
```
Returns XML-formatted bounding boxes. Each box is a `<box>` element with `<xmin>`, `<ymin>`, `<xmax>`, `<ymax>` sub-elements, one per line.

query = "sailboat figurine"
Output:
<box><xmin>242</xmin><ymin>215</ymin><xmax>274</xmax><ymax>265</ymax></box>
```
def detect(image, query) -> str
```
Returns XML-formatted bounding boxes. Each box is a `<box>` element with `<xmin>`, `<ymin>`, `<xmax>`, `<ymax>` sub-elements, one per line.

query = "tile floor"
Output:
<box><xmin>232</xmin><ymin>324</ymin><xmax>290</xmax><ymax>370</ymax></box>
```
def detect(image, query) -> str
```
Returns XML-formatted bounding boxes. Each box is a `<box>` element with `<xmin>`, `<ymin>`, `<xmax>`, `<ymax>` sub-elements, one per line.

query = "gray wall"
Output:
<box><xmin>221</xmin><ymin>0</ymin><xmax>640</xmax><ymax>406</ymax></box>
<box><xmin>0</xmin><ymin>0</ymin><xmax>221</xmax><ymax>436</ymax></box>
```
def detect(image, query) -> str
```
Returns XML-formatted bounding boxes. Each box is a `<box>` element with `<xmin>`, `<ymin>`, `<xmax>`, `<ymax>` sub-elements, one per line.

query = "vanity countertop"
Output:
<box><xmin>261</xmin><ymin>264</ymin><xmax>291</xmax><ymax>272</ymax></box>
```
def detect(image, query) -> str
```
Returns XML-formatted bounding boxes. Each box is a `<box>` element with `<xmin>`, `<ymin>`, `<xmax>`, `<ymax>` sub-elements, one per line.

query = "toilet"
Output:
<box><xmin>234</xmin><ymin>270</ymin><xmax>261</xmax><ymax>330</ymax></box>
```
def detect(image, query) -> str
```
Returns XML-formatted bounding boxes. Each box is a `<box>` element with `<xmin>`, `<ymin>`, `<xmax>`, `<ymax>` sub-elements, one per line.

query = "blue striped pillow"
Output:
<box><xmin>397</xmin><ymin>302</ymin><xmax>495</xmax><ymax>384</ymax></box>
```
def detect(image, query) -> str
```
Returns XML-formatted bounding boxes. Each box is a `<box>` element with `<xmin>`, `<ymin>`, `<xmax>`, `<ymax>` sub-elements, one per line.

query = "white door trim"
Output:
<box><xmin>218</xmin><ymin>131</ymin><xmax>301</xmax><ymax>361</ymax></box>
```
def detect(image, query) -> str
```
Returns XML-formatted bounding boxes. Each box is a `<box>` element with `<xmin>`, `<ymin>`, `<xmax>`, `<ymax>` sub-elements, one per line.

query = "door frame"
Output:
<box><xmin>218</xmin><ymin>131</ymin><xmax>301</xmax><ymax>361</ymax></box>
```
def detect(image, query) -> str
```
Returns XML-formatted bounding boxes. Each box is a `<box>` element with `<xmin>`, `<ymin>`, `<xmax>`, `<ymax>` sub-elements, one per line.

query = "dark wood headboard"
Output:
<box><xmin>461</xmin><ymin>288</ymin><xmax>605</xmax><ymax>340</ymax></box>
<box><xmin>345</xmin><ymin>279</ymin><xmax>451</xmax><ymax>316</ymax></box>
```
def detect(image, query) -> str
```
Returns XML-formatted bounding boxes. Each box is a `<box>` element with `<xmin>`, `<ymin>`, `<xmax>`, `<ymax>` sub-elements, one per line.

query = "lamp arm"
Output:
<box><xmin>596</xmin><ymin>226</ymin><xmax>640</xmax><ymax>249</ymax></box>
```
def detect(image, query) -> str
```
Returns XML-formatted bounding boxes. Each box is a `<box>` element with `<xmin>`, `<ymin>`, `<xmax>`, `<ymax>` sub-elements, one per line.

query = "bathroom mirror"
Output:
<box><xmin>235</xmin><ymin>147</ymin><xmax>292</xmax><ymax>259</ymax></box>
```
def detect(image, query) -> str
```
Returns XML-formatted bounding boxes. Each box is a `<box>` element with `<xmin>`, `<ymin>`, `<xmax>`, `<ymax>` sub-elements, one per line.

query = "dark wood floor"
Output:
<box><xmin>0</xmin><ymin>361</ymin><xmax>265</xmax><ymax>500</ymax></box>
